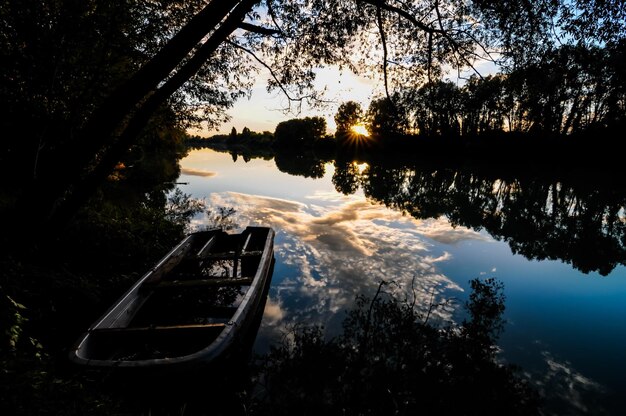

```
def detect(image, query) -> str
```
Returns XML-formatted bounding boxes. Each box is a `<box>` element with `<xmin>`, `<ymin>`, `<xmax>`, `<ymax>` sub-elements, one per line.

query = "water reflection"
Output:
<box><xmin>274</xmin><ymin>149</ymin><xmax>327</xmax><ymax>178</ymax></box>
<box><xmin>180</xmin><ymin>167</ymin><xmax>217</xmax><ymax>177</ymax></box>
<box><xmin>180</xmin><ymin>149</ymin><xmax>626</xmax><ymax>414</ymax></box>
<box><xmin>205</xmin><ymin>192</ymin><xmax>477</xmax><ymax>343</ymax></box>
<box><xmin>329</xmin><ymin>162</ymin><xmax>626</xmax><ymax>275</ymax></box>
<box><xmin>536</xmin><ymin>352</ymin><xmax>608</xmax><ymax>415</ymax></box>
<box><xmin>262</xmin><ymin>152</ymin><xmax>626</xmax><ymax>276</ymax></box>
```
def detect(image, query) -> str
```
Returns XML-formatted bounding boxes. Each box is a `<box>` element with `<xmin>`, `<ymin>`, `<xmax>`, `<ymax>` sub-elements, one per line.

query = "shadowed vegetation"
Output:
<box><xmin>252</xmin><ymin>278</ymin><xmax>538</xmax><ymax>416</ymax></box>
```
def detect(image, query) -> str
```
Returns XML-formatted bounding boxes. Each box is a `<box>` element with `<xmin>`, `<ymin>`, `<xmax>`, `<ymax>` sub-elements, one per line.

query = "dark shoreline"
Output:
<box><xmin>187</xmin><ymin>131</ymin><xmax>626</xmax><ymax>190</ymax></box>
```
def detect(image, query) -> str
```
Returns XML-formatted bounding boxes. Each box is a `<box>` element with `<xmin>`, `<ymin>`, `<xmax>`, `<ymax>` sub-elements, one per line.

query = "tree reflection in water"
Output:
<box><xmin>274</xmin><ymin>149</ymin><xmax>327</xmax><ymax>179</ymax></box>
<box><xmin>74</xmin><ymin>279</ymin><xmax>537</xmax><ymax>416</ymax></box>
<box><xmin>254</xmin><ymin>278</ymin><xmax>539</xmax><ymax>415</ymax></box>
<box><xmin>331</xmin><ymin>162</ymin><xmax>626</xmax><ymax>275</ymax></box>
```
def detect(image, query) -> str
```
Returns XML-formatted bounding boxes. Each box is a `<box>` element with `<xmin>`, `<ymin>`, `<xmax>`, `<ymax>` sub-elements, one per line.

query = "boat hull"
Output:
<box><xmin>69</xmin><ymin>226</ymin><xmax>275</xmax><ymax>371</ymax></box>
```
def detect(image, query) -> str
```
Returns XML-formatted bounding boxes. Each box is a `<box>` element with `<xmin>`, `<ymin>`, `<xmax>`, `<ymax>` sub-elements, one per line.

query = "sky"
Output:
<box><xmin>190</xmin><ymin>65</ymin><xmax>383</xmax><ymax>136</ymax></box>
<box><xmin>189</xmin><ymin>57</ymin><xmax>500</xmax><ymax>137</ymax></box>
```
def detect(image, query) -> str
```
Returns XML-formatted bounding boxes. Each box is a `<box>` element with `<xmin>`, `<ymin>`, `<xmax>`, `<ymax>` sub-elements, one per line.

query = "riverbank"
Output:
<box><xmin>191</xmin><ymin>131</ymin><xmax>626</xmax><ymax>191</ymax></box>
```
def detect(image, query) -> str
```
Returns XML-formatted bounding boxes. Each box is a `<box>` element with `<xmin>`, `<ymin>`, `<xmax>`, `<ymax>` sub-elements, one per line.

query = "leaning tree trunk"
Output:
<box><xmin>72</xmin><ymin>0</ymin><xmax>245</xmax><ymax>168</ymax></box>
<box><xmin>45</xmin><ymin>0</ymin><xmax>261</xmax><ymax>229</ymax></box>
<box><xmin>13</xmin><ymin>0</ymin><xmax>264</xmax><ymax>238</ymax></box>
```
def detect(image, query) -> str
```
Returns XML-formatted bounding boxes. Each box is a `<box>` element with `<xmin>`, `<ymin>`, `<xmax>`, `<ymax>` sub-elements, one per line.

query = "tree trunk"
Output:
<box><xmin>72</xmin><ymin>0</ymin><xmax>242</xmax><ymax>173</ymax></box>
<box><xmin>45</xmin><ymin>0</ymin><xmax>260</xmax><ymax>229</ymax></box>
<box><xmin>11</xmin><ymin>0</ymin><xmax>264</xmax><ymax>239</ymax></box>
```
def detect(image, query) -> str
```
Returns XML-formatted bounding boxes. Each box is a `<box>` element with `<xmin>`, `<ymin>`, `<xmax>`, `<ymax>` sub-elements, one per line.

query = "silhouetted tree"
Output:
<box><xmin>0</xmin><ymin>0</ymin><xmax>259</xmax><ymax>234</ymax></box>
<box><xmin>334</xmin><ymin>101</ymin><xmax>364</xmax><ymax>135</ymax></box>
<box><xmin>412</xmin><ymin>81</ymin><xmax>462</xmax><ymax>137</ymax></box>
<box><xmin>332</xmin><ymin>161</ymin><xmax>362</xmax><ymax>194</ymax></box>
<box><xmin>241</xmin><ymin>127</ymin><xmax>252</xmax><ymax>139</ymax></box>
<box><xmin>274</xmin><ymin>149</ymin><xmax>326</xmax><ymax>178</ymax></box>
<box><xmin>499</xmin><ymin>44</ymin><xmax>626</xmax><ymax>136</ymax></box>
<box><xmin>461</xmin><ymin>75</ymin><xmax>508</xmax><ymax>136</ymax></box>
<box><xmin>366</xmin><ymin>97</ymin><xmax>410</xmax><ymax>138</ymax></box>
<box><xmin>274</xmin><ymin>117</ymin><xmax>327</xmax><ymax>148</ymax></box>
<box><xmin>354</xmin><ymin>163</ymin><xmax>626</xmax><ymax>275</ymax></box>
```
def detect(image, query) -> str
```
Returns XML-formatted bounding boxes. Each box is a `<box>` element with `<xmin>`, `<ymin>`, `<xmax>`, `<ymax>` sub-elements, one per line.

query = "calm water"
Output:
<box><xmin>180</xmin><ymin>148</ymin><xmax>626</xmax><ymax>414</ymax></box>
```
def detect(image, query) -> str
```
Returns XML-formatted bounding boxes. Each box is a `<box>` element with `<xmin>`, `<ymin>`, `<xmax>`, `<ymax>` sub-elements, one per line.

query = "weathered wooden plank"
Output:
<box><xmin>91</xmin><ymin>323</ymin><xmax>227</xmax><ymax>336</ymax></box>
<box><xmin>200</xmin><ymin>251</ymin><xmax>262</xmax><ymax>260</ymax></box>
<box><xmin>196</xmin><ymin>234</ymin><xmax>218</xmax><ymax>258</ymax></box>
<box><xmin>241</xmin><ymin>232</ymin><xmax>253</xmax><ymax>252</ymax></box>
<box><xmin>152</xmin><ymin>277</ymin><xmax>254</xmax><ymax>289</ymax></box>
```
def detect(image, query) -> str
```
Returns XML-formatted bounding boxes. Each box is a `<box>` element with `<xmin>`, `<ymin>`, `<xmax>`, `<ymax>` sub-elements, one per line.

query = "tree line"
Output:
<box><xmin>336</xmin><ymin>42</ymin><xmax>626</xmax><ymax>141</ymax></box>
<box><xmin>197</xmin><ymin>37</ymin><xmax>626</xmax><ymax>153</ymax></box>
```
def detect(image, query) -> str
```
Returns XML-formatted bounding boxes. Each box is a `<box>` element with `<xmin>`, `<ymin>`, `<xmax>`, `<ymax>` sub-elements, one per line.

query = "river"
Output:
<box><xmin>179</xmin><ymin>148</ymin><xmax>626</xmax><ymax>414</ymax></box>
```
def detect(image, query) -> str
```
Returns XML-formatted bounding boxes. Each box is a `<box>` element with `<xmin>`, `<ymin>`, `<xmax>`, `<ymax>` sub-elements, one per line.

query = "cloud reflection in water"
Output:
<box><xmin>180</xmin><ymin>167</ymin><xmax>217</xmax><ymax>177</ymax></box>
<box><xmin>204</xmin><ymin>191</ymin><xmax>492</xmax><ymax>347</ymax></box>
<box><xmin>533</xmin><ymin>351</ymin><xmax>609</xmax><ymax>415</ymax></box>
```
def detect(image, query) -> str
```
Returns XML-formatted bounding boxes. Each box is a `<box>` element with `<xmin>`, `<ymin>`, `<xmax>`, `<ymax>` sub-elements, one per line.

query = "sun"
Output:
<box><xmin>351</xmin><ymin>124</ymin><xmax>369</xmax><ymax>136</ymax></box>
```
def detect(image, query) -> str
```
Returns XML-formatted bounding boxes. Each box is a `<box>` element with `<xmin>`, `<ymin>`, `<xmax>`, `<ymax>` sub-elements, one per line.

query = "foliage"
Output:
<box><xmin>411</xmin><ymin>80</ymin><xmax>463</xmax><ymax>137</ymax></box>
<box><xmin>334</xmin><ymin>101</ymin><xmax>364</xmax><ymax>135</ymax></box>
<box><xmin>165</xmin><ymin>188</ymin><xmax>206</xmax><ymax>231</ymax></box>
<box><xmin>0</xmin><ymin>0</ymin><xmax>254</xmax><ymax>233</ymax></box>
<box><xmin>0</xmin><ymin>294</ymin><xmax>124</xmax><ymax>416</ymax></box>
<box><xmin>461</xmin><ymin>75</ymin><xmax>509</xmax><ymax>136</ymax></box>
<box><xmin>560</xmin><ymin>0</ymin><xmax>626</xmax><ymax>46</ymax></box>
<box><xmin>0</xmin><ymin>181</ymin><xmax>208</xmax><ymax>415</ymax></box>
<box><xmin>0</xmin><ymin>357</ymin><xmax>125</xmax><ymax>416</ymax></box>
<box><xmin>463</xmin><ymin>278</ymin><xmax>506</xmax><ymax>351</ymax></box>
<box><xmin>274</xmin><ymin>148</ymin><xmax>328</xmax><ymax>178</ymax></box>
<box><xmin>186</xmin><ymin>128</ymin><xmax>275</xmax><ymax>152</ymax></box>
<box><xmin>253</xmin><ymin>278</ymin><xmax>538</xmax><ymax>415</ymax></box>
<box><xmin>358</xmin><ymin>42</ymin><xmax>626</xmax><ymax>139</ymax></box>
<box><xmin>366</xmin><ymin>96</ymin><xmax>411</xmax><ymax>138</ymax></box>
<box><xmin>205</xmin><ymin>206</ymin><xmax>239</xmax><ymax>231</ymax></box>
<box><xmin>0</xmin><ymin>0</ymin><xmax>242</xmax><ymax>179</ymax></box>
<box><xmin>504</xmin><ymin>43</ymin><xmax>626</xmax><ymax>135</ymax></box>
<box><xmin>274</xmin><ymin>117</ymin><xmax>327</xmax><ymax>148</ymax></box>
<box><xmin>332</xmin><ymin>161</ymin><xmax>362</xmax><ymax>194</ymax></box>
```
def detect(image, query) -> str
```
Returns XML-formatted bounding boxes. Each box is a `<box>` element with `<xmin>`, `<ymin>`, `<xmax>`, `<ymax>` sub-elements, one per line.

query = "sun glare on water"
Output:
<box><xmin>351</xmin><ymin>124</ymin><xmax>369</xmax><ymax>136</ymax></box>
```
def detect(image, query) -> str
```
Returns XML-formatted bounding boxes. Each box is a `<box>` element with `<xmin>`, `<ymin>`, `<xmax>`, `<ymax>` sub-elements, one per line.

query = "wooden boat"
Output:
<box><xmin>69</xmin><ymin>226</ymin><xmax>275</xmax><ymax>370</ymax></box>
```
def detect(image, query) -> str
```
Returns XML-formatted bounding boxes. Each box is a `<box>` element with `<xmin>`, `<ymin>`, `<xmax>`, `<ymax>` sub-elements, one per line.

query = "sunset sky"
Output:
<box><xmin>201</xmin><ymin>66</ymin><xmax>381</xmax><ymax>136</ymax></box>
<box><xmin>199</xmin><ymin>58</ymin><xmax>499</xmax><ymax>136</ymax></box>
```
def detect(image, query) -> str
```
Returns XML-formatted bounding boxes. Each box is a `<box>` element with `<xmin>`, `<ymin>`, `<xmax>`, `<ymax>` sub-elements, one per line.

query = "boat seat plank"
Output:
<box><xmin>151</xmin><ymin>277</ymin><xmax>254</xmax><ymax>289</ymax></box>
<box><xmin>196</xmin><ymin>235</ymin><xmax>217</xmax><ymax>258</ymax></box>
<box><xmin>90</xmin><ymin>323</ymin><xmax>226</xmax><ymax>336</ymax></box>
<box><xmin>200</xmin><ymin>251</ymin><xmax>263</xmax><ymax>261</ymax></box>
<box><xmin>241</xmin><ymin>233</ymin><xmax>253</xmax><ymax>252</ymax></box>
<box><xmin>241</xmin><ymin>250</ymin><xmax>263</xmax><ymax>256</ymax></box>
<box><xmin>69</xmin><ymin>226</ymin><xmax>275</xmax><ymax>368</ymax></box>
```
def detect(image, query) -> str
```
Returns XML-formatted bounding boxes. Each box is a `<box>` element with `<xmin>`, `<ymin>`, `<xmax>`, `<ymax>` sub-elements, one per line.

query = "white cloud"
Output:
<box><xmin>532</xmin><ymin>351</ymin><xmax>608</xmax><ymax>415</ymax></box>
<box><xmin>180</xmin><ymin>168</ymin><xmax>217</xmax><ymax>177</ymax></box>
<box><xmin>262</xmin><ymin>296</ymin><xmax>285</xmax><ymax>326</ymax></box>
<box><xmin>414</xmin><ymin>218</ymin><xmax>491</xmax><ymax>245</ymax></box>
<box><xmin>204</xmin><ymin>192</ymin><xmax>487</xmax><ymax>339</ymax></box>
